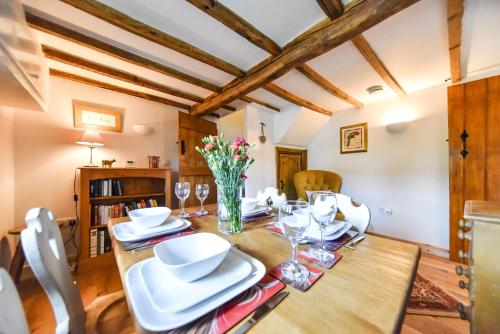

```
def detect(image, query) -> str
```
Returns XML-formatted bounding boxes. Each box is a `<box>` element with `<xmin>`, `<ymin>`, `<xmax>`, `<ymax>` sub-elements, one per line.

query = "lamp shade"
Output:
<box><xmin>76</xmin><ymin>129</ymin><xmax>104</xmax><ymax>147</ymax></box>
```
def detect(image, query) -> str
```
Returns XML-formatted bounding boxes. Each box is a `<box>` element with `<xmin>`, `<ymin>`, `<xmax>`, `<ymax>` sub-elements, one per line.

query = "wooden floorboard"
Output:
<box><xmin>18</xmin><ymin>250</ymin><xmax>470</xmax><ymax>333</ymax></box>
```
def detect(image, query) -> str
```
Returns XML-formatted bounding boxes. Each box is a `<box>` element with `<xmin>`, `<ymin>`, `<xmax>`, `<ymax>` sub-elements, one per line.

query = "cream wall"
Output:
<box><xmin>0</xmin><ymin>107</ymin><xmax>16</xmax><ymax>250</ymax></box>
<box><xmin>218</xmin><ymin>109</ymin><xmax>244</xmax><ymax>142</ymax></box>
<box><xmin>308</xmin><ymin>84</ymin><xmax>449</xmax><ymax>249</ymax></box>
<box><xmin>13</xmin><ymin>77</ymin><xmax>180</xmax><ymax>227</ymax></box>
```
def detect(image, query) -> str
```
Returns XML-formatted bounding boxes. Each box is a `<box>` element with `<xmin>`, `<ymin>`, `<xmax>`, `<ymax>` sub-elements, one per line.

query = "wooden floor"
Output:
<box><xmin>18</xmin><ymin>252</ymin><xmax>470</xmax><ymax>334</ymax></box>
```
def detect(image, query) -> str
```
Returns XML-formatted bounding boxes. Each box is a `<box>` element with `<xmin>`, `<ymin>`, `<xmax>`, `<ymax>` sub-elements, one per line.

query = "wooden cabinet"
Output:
<box><xmin>77</xmin><ymin>168</ymin><xmax>171</xmax><ymax>271</ymax></box>
<box><xmin>448</xmin><ymin>75</ymin><xmax>500</xmax><ymax>262</ymax></box>
<box><xmin>456</xmin><ymin>201</ymin><xmax>500</xmax><ymax>333</ymax></box>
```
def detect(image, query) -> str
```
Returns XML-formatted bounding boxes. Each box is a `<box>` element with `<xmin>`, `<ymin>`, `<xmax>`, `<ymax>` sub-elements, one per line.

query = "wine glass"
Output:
<box><xmin>195</xmin><ymin>184</ymin><xmax>209</xmax><ymax>216</ymax></box>
<box><xmin>308</xmin><ymin>192</ymin><xmax>338</xmax><ymax>261</ymax></box>
<box><xmin>279</xmin><ymin>200</ymin><xmax>311</xmax><ymax>281</ymax></box>
<box><xmin>175</xmin><ymin>182</ymin><xmax>190</xmax><ymax>218</ymax></box>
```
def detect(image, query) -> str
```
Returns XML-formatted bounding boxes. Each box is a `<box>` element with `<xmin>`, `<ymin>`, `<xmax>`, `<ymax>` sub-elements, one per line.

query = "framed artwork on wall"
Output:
<box><xmin>73</xmin><ymin>101</ymin><xmax>123</xmax><ymax>132</ymax></box>
<box><xmin>340</xmin><ymin>122</ymin><xmax>368</xmax><ymax>154</ymax></box>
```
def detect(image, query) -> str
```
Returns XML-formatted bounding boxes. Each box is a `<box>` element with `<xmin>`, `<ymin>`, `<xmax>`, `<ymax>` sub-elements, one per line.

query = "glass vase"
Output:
<box><xmin>217</xmin><ymin>185</ymin><xmax>243</xmax><ymax>234</ymax></box>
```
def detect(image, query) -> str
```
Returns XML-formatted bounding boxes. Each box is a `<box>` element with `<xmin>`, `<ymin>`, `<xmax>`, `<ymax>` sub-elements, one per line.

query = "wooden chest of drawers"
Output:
<box><xmin>456</xmin><ymin>201</ymin><xmax>500</xmax><ymax>333</ymax></box>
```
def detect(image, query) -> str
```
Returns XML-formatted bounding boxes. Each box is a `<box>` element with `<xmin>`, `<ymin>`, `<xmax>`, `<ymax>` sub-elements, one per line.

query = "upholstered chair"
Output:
<box><xmin>293</xmin><ymin>170</ymin><xmax>342</xmax><ymax>201</ymax></box>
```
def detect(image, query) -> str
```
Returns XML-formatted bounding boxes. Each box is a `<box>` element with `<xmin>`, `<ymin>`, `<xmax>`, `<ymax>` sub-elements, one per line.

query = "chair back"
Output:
<box><xmin>294</xmin><ymin>170</ymin><xmax>341</xmax><ymax>201</ymax></box>
<box><xmin>256</xmin><ymin>187</ymin><xmax>287</xmax><ymax>209</ymax></box>
<box><xmin>336</xmin><ymin>193</ymin><xmax>370</xmax><ymax>234</ymax></box>
<box><xmin>21</xmin><ymin>208</ymin><xmax>85</xmax><ymax>334</ymax></box>
<box><xmin>0</xmin><ymin>237</ymin><xmax>11</xmax><ymax>269</ymax></box>
<box><xmin>0</xmin><ymin>267</ymin><xmax>30</xmax><ymax>334</ymax></box>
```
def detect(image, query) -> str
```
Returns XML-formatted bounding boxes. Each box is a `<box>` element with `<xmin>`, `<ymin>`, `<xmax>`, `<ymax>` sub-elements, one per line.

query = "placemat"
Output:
<box><xmin>167</xmin><ymin>274</ymin><xmax>285</xmax><ymax>334</ymax></box>
<box><xmin>120</xmin><ymin>227</ymin><xmax>196</xmax><ymax>251</ymax></box>
<box><xmin>243</xmin><ymin>212</ymin><xmax>276</xmax><ymax>223</ymax></box>
<box><xmin>264</xmin><ymin>221</ymin><xmax>358</xmax><ymax>251</ymax></box>
<box><xmin>269</xmin><ymin>261</ymin><xmax>323</xmax><ymax>292</ymax></box>
<box><xmin>298</xmin><ymin>248</ymin><xmax>343</xmax><ymax>269</ymax></box>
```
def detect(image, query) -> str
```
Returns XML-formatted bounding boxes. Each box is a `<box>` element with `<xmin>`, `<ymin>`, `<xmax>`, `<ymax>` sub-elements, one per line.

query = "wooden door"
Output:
<box><xmin>448</xmin><ymin>75</ymin><xmax>500</xmax><ymax>262</ymax></box>
<box><xmin>178</xmin><ymin>112</ymin><xmax>217</xmax><ymax>208</ymax></box>
<box><xmin>276</xmin><ymin>147</ymin><xmax>307</xmax><ymax>200</ymax></box>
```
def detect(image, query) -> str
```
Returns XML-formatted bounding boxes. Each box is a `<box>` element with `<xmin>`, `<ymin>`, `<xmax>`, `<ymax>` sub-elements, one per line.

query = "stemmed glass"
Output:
<box><xmin>279</xmin><ymin>200</ymin><xmax>311</xmax><ymax>281</ymax></box>
<box><xmin>308</xmin><ymin>192</ymin><xmax>338</xmax><ymax>261</ymax></box>
<box><xmin>175</xmin><ymin>182</ymin><xmax>190</xmax><ymax>218</ymax></box>
<box><xmin>195</xmin><ymin>184</ymin><xmax>209</xmax><ymax>216</ymax></box>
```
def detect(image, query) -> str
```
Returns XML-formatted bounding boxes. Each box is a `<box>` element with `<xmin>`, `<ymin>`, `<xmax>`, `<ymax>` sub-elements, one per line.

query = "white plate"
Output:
<box><xmin>125</xmin><ymin>248</ymin><xmax>266</xmax><ymax>332</ymax></box>
<box><xmin>141</xmin><ymin>251</ymin><xmax>252</xmax><ymax>312</ymax></box>
<box><xmin>113</xmin><ymin>218</ymin><xmax>191</xmax><ymax>242</ymax></box>
<box><xmin>305</xmin><ymin>222</ymin><xmax>352</xmax><ymax>241</ymax></box>
<box><xmin>128</xmin><ymin>216</ymin><xmax>184</xmax><ymax>236</ymax></box>
<box><xmin>243</xmin><ymin>206</ymin><xmax>271</xmax><ymax>218</ymax></box>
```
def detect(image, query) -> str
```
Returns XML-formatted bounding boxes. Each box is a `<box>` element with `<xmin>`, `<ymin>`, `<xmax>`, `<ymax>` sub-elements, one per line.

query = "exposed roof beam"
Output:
<box><xmin>447</xmin><ymin>0</ymin><xmax>463</xmax><ymax>83</ymax></box>
<box><xmin>316</xmin><ymin>0</ymin><xmax>344</xmax><ymax>20</ymax></box>
<box><xmin>192</xmin><ymin>0</ymin><xmax>418</xmax><ymax>114</ymax></box>
<box><xmin>264</xmin><ymin>83</ymin><xmax>333</xmax><ymax>116</ymax></box>
<box><xmin>25</xmin><ymin>11</ymin><xmax>221</xmax><ymax>92</ymax></box>
<box><xmin>186</xmin><ymin>0</ymin><xmax>359</xmax><ymax>110</ymax></box>
<box><xmin>186</xmin><ymin>0</ymin><xmax>281</xmax><ymax>56</ymax></box>
<box><xmin>26</xmin><ymin>12</ymin><xmax>277</xmax><ymax>111</ymax></box>
<box><xmin>42</xmin><ymin>45</ymin><xmax>236</xmax><ymax>112</ymax></box>
<box><xmin>351</xmin><ymin>34</ymin><xmax>405</xmax><ymax>96</ymax></box>
<box><xmin>58</xmin><ymin>0</ymin><xmax>244</xmax><ymax>76</ymax></box>
<box><xmin>296</xmin><ymin>64</ymin><xmax>363</xmax><ymax>108</ymax></box>
<box><xmin>240</xmin><ymin>96</ymin><xmax>280</xmax><ymax>112</ymax></box>
<box><xmin>50</xmin><ymin>69</ymin><xmax>192</xmax><ymax>109</ymax></box>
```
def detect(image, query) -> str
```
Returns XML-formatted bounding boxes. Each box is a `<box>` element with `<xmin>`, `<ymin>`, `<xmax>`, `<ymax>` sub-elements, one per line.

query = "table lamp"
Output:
<box><xmin>76</xmin><ymin>129</ymin><xmax>104</xmax><ymax>167</ymax></box>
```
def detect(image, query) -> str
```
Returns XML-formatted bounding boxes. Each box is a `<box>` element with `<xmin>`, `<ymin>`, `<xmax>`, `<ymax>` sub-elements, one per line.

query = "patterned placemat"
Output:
<box><xmin>298</xmin><ymin>248</ymin><xmax>343</xmax><ymax>269</ymax></box>
<box><xmin>269</xmin><ymin>261</ymin><xmax>323</xmax><ymax>292</ymax></box>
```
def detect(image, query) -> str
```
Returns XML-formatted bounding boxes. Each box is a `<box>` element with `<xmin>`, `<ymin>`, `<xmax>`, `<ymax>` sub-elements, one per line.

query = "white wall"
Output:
<box><xmin>309</xmin><ymin>84</ymin><xmax>449</xmax><ymax>249</ymax></box>
<box><xmin>0</xmin><ymin>107</ymin><xmax>16</xmax><ymax>250</ymax></box>
<box><xmin>13</xmin><ymin>77</ymin><xmax>180</xmax><ymax>227</ymax></box>
<box><xmin>218</xmin><ymin>109</ymin><xmax>244</xmax><ymax>142</ymax></box>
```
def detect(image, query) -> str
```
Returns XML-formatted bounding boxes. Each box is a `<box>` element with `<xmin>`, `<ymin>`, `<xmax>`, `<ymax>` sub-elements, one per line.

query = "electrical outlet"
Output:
<box><xmin>378</xmin><ymin>207</ymin><xmax>393</xmax><ymax>215</ymax></box>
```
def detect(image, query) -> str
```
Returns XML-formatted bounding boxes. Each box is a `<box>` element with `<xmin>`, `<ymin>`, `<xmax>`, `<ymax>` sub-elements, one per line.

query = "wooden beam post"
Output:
<box><xmin>316</xmin><ymin>0</ymin><xmax>344</xmax><ymax>20</ymax></box>
<box><xmin>447</xmin><ymin>0</ymin><xmax>464</xmax><ymax>83</ymax></box>
<box><xmin>264</xmin><ymin>83</ymin><xmax>333</xmax><ymax>116</ymax></box>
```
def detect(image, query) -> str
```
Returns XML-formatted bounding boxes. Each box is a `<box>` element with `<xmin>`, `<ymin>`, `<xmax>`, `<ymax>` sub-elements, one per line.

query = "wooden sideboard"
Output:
<box><xmin>77</xmin><ymin>168</ymin><xmax>171</xmax><ymax>272</ymax></box>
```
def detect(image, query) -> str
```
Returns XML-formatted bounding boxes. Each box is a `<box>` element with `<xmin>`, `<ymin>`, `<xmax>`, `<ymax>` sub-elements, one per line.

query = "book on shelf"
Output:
<box><xmin>89</xmin><ymin>179</ymin><xmax>124</xmax><ymax>197</ymax></box>
<box><xmin>90</xmin><ymin>198</ymin><xmax>159</xmax><ymax>226</ymax></box>
<box><xmin>89</xmin><ymin>227</ymin><xmax>112</xmax><ymax>258</ymax></box>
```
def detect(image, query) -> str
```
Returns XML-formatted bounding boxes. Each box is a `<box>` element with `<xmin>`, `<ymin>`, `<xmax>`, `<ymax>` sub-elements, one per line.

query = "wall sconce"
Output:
<box><xmin>133</xmin><ymin>124</ymin><xmax>154</xmax><ymax>136</ymax></box>
<box><xmin>385</xmin><ymin>121</ymin><xmax>408</xmax><ymax>133</ymax></box>
<box><xmin>259</xmin><ymin>122</ymin><xmax>266</xmax><ymax>143</ymax></box>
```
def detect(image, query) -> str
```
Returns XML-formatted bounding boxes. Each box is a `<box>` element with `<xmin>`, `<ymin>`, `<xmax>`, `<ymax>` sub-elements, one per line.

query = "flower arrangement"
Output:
<box><xmin>196</xmin><ymin>134</ymin><xmax>255</xmax><ymax>234</ymax></box>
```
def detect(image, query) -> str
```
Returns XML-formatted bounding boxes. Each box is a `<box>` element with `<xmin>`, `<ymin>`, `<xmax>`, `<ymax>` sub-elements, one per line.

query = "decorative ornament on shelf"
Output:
<box><xmin>196</xmin><ymin>134</ymin><xmax>255</xmax><ymax>234</ymax></box>
<box><xmin>148</xmin><ymin>155</ymin><xmax>160</xmax><ymax>168</ymax></box>
<box><xmin>101</xmin><ymin>159</ymin><xmax>116</xmax><ymax>168</ymax></box>
<box><xmin>76</xmin><ymin>129</ymin><xmax>104</xmax><ymax>167</ymax></box>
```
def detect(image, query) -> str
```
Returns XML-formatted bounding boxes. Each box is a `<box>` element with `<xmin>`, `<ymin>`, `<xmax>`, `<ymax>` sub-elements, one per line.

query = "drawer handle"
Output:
<box><xmin>456</xmin><ymin>265</ymin><xmax>470</xmax><ymax>278</ymax></box>
<box><xmin>458</xmin><ymin>230</ymin><xmax>472</xmax><ymax>240</ymax></box>
<box><xmin>458</xmin><ymin>280</ymin><xmax>470</xmax><ymax>290</ymax></box>
<box><xmin>458</xmin><ymin>219</ymin><xmax>472</xmax><ymax>229</ymax></box>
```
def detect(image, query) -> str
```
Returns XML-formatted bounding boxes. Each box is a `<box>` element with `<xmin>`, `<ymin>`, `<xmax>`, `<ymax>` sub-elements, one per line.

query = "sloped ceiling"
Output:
<box><xmin>22</xmin><ymin>0</ymin><xmax>500</xmax><ymax>113</ymax></box>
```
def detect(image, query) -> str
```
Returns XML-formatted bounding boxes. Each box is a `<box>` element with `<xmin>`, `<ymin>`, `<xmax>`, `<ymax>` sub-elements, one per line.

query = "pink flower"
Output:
<box><xmin>204</xmin><ymin>143</ymin><xmax>214</xmax><ymax>151</ymax></box>
<box><xmin>229</xmin><ymin>143</ymin><xmax>240</xmax><ymax>151</ymax></box>
<box><xmin>233</xmin><ymin>154</ymin><xmax>241</xmax><ymax>160</ymax></box>
<box><xmin>235</xmin><ymin>137</ymin><xmax>245</xmax><ymax>144</ymax></box>
<box><xmin>241</xmin><ymin>175</ymin><xmax>248</xmax><ymax>180</ymax></box>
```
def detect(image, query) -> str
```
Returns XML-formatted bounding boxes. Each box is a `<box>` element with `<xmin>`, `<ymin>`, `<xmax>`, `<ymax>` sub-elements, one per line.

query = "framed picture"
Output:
<box><xmin>340</xmin><ymin>122</ymin><xmax>368</xmax><ymax>154</ymax></box>
<box><xmin>73</xmin><ymin>101</ymin><xmax>123</xmax><ymax>132</ymax></box>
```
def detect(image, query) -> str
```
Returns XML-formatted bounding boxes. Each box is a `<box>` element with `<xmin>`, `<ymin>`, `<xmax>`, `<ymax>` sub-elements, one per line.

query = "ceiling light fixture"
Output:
<box><xmin>366</xmin><ymin>85</ymin><xmax>384</xmax><ymax>95</ymax></box>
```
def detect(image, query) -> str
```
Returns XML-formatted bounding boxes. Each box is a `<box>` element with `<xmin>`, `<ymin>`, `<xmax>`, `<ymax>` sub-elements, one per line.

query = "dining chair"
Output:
<box><xmin>0</xmin><ymin>236</ymin><xmax>11</xmax><ymax>269</ymax></box>
<box><xmin>336</xmin><ymin>193</ymin><xmax>371</xmax><ymax>234</ymax></box>
<box><xmin>0</xmin><ymin>267</ymin><xmax>30</xmax><ymax>334</ymax></box>
<box><xmin>21</xmin><ymin>208</ymin><xmax>132</xmax><ymax>334</ymax></box>
<box><xmin>256</xmin><ymin>187</ymin><xmax>286</xmax><ymax>209</ymax></box>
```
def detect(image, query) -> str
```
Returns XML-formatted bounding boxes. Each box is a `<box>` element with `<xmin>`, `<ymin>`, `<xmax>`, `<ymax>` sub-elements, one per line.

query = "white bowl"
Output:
<box><xmin>241</xmin><ymin>197</ymin><xmax>259</xmax><ymax>212</ymax></box>
<box><xmin>128</xmin><ymin>207</ymin><xmax>171</xmax><ymax>230</ymax></box>
<box><xmin>153</xmin><ymin>233</ymin><xmax>231</xmax><ymax>282</ymax></box>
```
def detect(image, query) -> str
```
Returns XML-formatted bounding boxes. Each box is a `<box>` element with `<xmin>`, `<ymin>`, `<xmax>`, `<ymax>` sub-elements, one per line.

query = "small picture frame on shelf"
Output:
<box><xmin>124</xmin><ymin>160</ymin><xmax>136</xmax><ymax>168</ymax></box>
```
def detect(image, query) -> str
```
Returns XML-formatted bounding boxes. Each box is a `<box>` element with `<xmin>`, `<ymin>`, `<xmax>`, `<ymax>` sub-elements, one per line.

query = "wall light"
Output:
<box><xmin>385</xmin><ymin>122</ymin><xmax>408</xmax><ymax>133</ymax></box>
<box><xmin>133</xmin><ymin>124</ymin><xmax>154</xmax><ymax>136</ymax></box>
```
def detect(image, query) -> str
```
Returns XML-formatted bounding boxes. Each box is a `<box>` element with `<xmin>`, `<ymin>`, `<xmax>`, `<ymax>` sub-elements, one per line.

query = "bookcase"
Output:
<box><xmin>77</xmin><ymin>167</ymin><xmax>171</xmax><ymax>271</ymax></box>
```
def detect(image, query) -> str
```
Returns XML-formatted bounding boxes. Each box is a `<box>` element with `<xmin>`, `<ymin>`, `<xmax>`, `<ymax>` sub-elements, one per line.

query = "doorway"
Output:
<box><xmin>275</xmin><ymin>147</ymin><xmax>307</xmax><ymax>200</ymax></box>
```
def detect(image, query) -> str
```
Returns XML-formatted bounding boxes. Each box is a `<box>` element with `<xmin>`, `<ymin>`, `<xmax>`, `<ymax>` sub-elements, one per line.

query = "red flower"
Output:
<box><xmin>204</xmin><ymin>143</ymin><xmax>214</xmax><ymax>151</ymax></box>
<box><xmin>241</xmin><ymin>174</ymin><xmax>248</xmax><ymax>180</ymax></box>
<box><xmin>229</xmin><ymin>143</ymin><xmax>240</xmax><ymax>151</ymax></box>
<box><xmin>233</xmin><ymin>154</ymin><xmax>241</xmax><ymax>160</ymax></box>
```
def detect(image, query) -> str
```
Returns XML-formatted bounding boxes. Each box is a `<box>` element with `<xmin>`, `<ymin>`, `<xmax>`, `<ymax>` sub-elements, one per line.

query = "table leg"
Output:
<box><xmin>9</xmin><ymin>241</ymin><xmax>25</xmax><ymax>285</ymax></box>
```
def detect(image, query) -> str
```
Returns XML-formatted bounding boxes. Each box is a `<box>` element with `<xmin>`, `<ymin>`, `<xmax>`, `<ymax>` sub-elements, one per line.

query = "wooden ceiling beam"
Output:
<box><xmin>58</xmin><ymin>0</ymin><xmax>244</xmax><ymax>76</ymax></box>
<box><xmin>50</xmin><ymin>69</ymin><xmax>192</xmax><ymax>109</ymax></box>
<box><xmin>447</xmin><ymin>0</ymin><xmax>463</xmax><ymax>83</ymax></box>
<box><xmin>186</xmin><ymin>0</ymin><xmax>281</xmax><ymax>56</ymax></box>
<box><xmin>316</xmin><ymin>0</ymin><xmax>344</xmax><ymax>20</ymax></box>
<box><xmin>264</xmin><ymin>83</ymin><xmax>333</xmax><ymax>116</ymax></box>
<box><xmin>42</xmin><ymin>45</ymin><xmax>235</xmax><ymax>112</ymax></box>
<box><xmin>296</xmin><ymin>64</ymin><xmax>363</xmax><ymax>107</ymax></box>
<box><xmin>240</xmin><ymin>96</ymin><xmax>280</xmax><ymax>112</ymax></box>
<box><xmin>192</xmin><ymin>0</ymin><xmax>418</xmax><ymax>114</ymax></box>
<box><xmin>351</xmin><ymin>34</ymin><xmax>406</xmax><ymax>96</ymax></box>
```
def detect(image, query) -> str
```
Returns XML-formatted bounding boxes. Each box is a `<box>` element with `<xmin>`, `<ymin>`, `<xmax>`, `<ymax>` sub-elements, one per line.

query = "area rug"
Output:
<box><xmin>407</xmin><ymin>273</ymin><xmax>460</xmax><ymax>317</ymax></box>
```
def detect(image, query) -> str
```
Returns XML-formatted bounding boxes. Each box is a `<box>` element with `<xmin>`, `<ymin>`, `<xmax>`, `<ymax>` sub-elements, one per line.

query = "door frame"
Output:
<box><xmin>275</xmin><ymin>146</ymin><xmax>308</xmax><ymax>196</ymax></box>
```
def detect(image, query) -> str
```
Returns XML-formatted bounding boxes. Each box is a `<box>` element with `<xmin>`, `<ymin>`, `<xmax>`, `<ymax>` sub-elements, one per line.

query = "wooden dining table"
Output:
<box><xmin>108</xmin><ymin>204</ymin><xmax>420</xmax><ymax>334</ymax></box>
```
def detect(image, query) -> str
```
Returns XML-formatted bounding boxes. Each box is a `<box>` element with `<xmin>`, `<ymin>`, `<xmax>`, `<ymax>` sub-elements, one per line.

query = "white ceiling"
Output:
<box><xmin>21</xmin><ymin>0</ymin><xmax>500</xmax><ymax>114</ymax></box>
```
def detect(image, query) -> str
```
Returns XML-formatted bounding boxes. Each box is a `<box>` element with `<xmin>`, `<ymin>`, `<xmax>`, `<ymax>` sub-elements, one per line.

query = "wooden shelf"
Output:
<box><xmin>89</xmin><ymin>193</ymin><xmax>166</xmax><ymax>201</ymax></box>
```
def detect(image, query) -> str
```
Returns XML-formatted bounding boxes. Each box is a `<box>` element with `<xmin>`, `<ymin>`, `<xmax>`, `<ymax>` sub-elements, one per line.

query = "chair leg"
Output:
<box><xmin>9</xmin><ymin>241</ymin><xmax>25</xmax><ymax>285</ymax></box>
